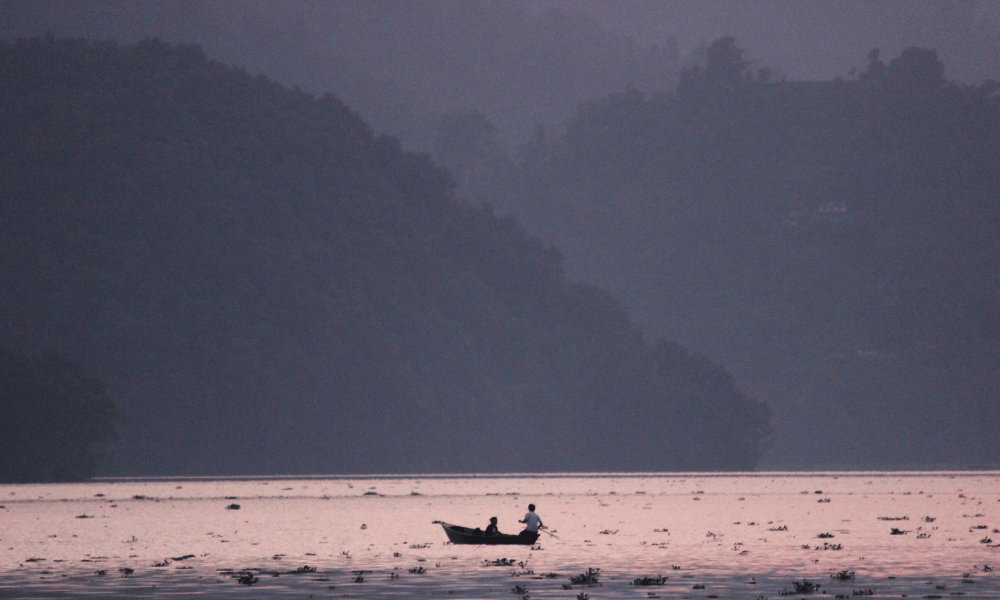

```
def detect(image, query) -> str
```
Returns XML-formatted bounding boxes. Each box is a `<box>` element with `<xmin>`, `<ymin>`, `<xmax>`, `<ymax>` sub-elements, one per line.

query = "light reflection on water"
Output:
<box><xmin>1</xmin><ymin>473</ymin><xmax>998</xmax><ymax>598</ymax></box>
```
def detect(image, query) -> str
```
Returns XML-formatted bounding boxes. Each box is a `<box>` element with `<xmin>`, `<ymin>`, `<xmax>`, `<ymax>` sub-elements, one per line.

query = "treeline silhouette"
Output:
<box><xmin>0</xmin><ymin>37</ymin><xmax>770</xmax><ymax>479</ymax></box>
<box><xmin>485</xmin><ymin>38</ymin><xmax>1000</xmax><ymax>468</ymax></box>
<box><xmin>0</xmin><ymin>1</ymin><xmax>681</xmax><ymax>151</ymax></box>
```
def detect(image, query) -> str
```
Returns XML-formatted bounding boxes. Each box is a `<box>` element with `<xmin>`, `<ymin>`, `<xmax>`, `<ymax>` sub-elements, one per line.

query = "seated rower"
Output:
<box><xmin>484</xmin><ymin>516</ymin><xmax>500</xmax><ymax>536</ymax></box>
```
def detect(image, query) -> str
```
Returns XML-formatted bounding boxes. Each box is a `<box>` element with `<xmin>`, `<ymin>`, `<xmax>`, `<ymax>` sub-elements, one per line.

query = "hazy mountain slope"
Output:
<box><xmin>504</xmin><ymin>40</ymin><xmax>1000</xmax><ymax>469</ymax></box>
<box><xmin>0</xmin><ymin>37</ymin><xmax>770</xmax><ymax>477</ymax></box>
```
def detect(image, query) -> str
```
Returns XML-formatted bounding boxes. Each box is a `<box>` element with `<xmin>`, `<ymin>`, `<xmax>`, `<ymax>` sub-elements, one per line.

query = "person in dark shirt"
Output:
<box><xmin>484</xmin><ymin>516</ymin><xmax>500</xmax><ymax>536</ymax></box>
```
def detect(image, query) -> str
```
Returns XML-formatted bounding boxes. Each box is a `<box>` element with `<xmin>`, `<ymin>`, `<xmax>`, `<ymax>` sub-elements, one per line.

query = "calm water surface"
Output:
<box><xmin>1</xmin><ymin>473</ymin><xmax>998</xmax><ymax>598</ymax></box>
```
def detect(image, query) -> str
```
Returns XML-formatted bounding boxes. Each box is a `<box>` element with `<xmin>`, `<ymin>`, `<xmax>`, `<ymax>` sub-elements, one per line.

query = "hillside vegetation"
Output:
<box><xmin>0</xmin><ymin>37</ymin><xmax>770</xmax><ymax>479</ymax></box>
<box><xmin>496</xmin><ymin>39</ymin><xmax>1000</xmax><ymax>468</ymax></box>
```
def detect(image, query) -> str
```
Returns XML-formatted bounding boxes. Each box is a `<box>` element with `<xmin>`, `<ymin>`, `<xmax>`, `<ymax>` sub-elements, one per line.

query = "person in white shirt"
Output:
<box><xmin>518</xmin><ymin>503</ymin><xmax>543</xmax><ymax>542</ymax></box>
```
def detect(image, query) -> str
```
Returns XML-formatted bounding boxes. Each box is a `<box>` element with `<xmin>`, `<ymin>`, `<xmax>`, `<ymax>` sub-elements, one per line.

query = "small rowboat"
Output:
<box><xmin>440</xmin><ymin>522</ymin><xmax>537</xmax><ymax>545</ymax></box>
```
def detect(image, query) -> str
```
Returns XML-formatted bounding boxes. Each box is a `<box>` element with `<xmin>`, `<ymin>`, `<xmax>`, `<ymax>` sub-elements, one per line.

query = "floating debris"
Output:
<box><xmin>225</xmin><ymin>504</ymin><xmax>240</xmax><ymax>510</ymax></box>
<box><xmin>632</xmin><ymin>575</ymin><xmax>668</xmax><ymax>586</ymax></box>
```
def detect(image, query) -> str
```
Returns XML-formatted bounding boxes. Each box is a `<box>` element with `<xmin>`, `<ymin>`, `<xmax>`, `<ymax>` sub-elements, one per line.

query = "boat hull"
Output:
<box><xmin>440</xmin><ymin>522</ymin><xmax>537</xmax><ymax>545</ymax></box>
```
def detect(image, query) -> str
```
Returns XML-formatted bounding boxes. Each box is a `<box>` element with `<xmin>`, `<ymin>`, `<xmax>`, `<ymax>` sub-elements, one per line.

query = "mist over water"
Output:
<box><xmin>2</xmin><ymin>473</ymin><xmax>998</xmax><ymax>598</ymax></box>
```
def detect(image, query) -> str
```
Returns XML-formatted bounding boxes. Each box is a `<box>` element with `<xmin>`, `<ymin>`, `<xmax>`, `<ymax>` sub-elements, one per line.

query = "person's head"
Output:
<box><xmin>490</xmin><ymin>516</ymin><xmax>497</xmax><ymax>523</ymax></box>
<box><xmin>528</xmin><ymin>504</ymin><xmax>535</xmax><ymax>512</ymax></box>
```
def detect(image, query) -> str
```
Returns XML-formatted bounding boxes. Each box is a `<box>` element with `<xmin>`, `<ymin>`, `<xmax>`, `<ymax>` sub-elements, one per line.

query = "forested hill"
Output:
<box><xmin>0</xmin><ymin>37</ymin><xmax>770</xmax><ymax>478</ymax></box>
<box><xmin>499</xmin><ymin>39</ymin><xmax>1000</xmax><ymax>469</ymax></box>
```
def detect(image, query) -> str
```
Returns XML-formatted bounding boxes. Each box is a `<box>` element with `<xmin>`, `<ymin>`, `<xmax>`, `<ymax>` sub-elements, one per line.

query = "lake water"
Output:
<box><xmin>1</xmin><ymin>473</ymin><xmax>998</xmax><ymax>599</ymax></box>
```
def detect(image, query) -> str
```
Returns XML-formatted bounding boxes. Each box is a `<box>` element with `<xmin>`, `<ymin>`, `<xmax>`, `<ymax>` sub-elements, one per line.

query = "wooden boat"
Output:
<box><xmin>440</xmin><ymin>522</ymin><xmax>537</xmax><ymax>545</ymax></box>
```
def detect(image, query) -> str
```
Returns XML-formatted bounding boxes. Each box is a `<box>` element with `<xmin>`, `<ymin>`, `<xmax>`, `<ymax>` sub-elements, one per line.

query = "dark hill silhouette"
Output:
<box><xmin>0</xmin><ymin>37</ymin><xmax>770</xmax><ymax>478</ymax></box>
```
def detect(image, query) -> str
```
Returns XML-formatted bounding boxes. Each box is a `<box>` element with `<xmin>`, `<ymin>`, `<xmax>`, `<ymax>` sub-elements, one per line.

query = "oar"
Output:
<box><xmin>538</xmin><ymin>526</ymin><xmax>560</xmax><ymax>540</ymax></box>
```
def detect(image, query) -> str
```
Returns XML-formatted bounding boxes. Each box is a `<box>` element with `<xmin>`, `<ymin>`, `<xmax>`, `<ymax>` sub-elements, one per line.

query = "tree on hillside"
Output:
<box><xmin>0</xmin><ymin>350</ymin><xmax>116</xmax><ymax>482</ymax></box>
<box><xmin>886</xmin><ymin>46</ymin><xmax>946</xmax><ymax>91</ymax></box>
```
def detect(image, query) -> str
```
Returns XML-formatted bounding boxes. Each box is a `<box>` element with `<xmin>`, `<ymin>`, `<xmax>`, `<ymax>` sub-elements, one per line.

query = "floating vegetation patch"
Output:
<box><xmin>226</xmin><ymin>504</ymin><xmax>240</xmax><ymax>510</ymax></box>
<box><xmin>768</xmin><ymin>525</ymin><xmax>788</xmax><ymax>531</ymax></box>
<box><xmin>818</xmin><ymin>532</ymin><xmax>835</xmax><ymax>538</ymax></box>
<box><xmin>290</xmin><ymin>565</ymin><xmax>316</xmax><ymax>574</ymax></box>
<box><xmin>632</xmin><ymin>575</ymin><xmax>669</xmax><ymax>586</ymax></box>
<box><xmin>878</xmin><ymin>516</ymin><xmax>908</xmax><ymax>521</ymax></box>
<box><xmin>780</xmin><ymin>580</ymin><xmax>821</xmax><ymax>595</ymax></box>
<box><xmin>831</xmin><ymin>570</ymin><xmax>855</xmax><ymax>581</ymax></box>
<box><xmin>409</xmin><ymin>566</ymin><xmax>426</xmax><ymax>574</ymax></box>
<box><xmin>235</xmin><ymin>571</ymin><xmax>258</xmax><ymax>585</ymax></box>
<box><xmin>890</xmin><ymin>528</ymin><xmax>907</xmax><ymax>535</ymax></box>
<box><xmin>570</xmin><ymin>567</ymin><xmax>601</xmax><ymax>586</ymax></box>
<box><xmin>483</xmin><ymin>558</ymin><xmax>517</xmax><ymax>567</ymax></box>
